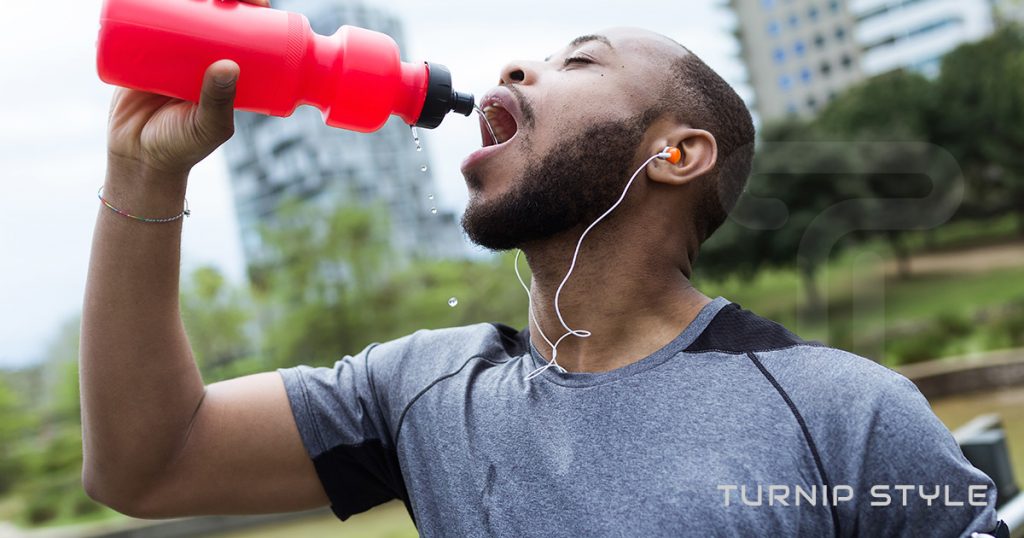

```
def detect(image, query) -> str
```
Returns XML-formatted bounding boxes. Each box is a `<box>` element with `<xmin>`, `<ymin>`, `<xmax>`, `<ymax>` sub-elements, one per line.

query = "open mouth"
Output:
<box><xmin>480</xmin><ymin>102</ymin><xmax>519</xmax><ymax>147</ymax></box>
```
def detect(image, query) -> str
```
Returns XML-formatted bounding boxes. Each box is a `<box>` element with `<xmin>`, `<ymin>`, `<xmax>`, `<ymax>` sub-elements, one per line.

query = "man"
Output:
<box><xmin>81</xmin><ymin>0</ymin><xmax>1007</xmax><ymax>535</ymax></box>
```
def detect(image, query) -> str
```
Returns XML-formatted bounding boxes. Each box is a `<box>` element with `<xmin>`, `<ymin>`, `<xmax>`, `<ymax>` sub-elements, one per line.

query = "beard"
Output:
<box><xmin>461</xmin><ymin>114</ymin><xmax>652</xmax><ymax>251</ymax></box>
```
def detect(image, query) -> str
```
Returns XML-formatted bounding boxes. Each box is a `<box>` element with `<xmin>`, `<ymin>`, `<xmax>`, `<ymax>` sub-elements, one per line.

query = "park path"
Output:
<box><xmin>885</xmin><ymin>239</ymin><xmax>1024</xmax><ymax>276</ymax></box>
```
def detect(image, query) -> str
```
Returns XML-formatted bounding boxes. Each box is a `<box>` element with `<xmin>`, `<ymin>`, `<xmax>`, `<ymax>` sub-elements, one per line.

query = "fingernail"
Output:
<box><xmin>214</xmin><ymin>72</ymin><xmax>236</xmax><ymax>87</ymax></box>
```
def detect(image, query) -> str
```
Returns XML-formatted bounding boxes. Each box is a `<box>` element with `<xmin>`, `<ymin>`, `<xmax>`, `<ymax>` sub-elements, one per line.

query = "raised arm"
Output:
<box><xmin>81</xmin><ymin>34</ymin><xmax>327</xmax><ymax>517</ymax></box>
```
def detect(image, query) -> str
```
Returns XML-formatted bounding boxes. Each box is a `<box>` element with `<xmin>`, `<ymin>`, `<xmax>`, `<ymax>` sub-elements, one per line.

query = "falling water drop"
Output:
<box><xmin>420</xmin><ymin>165</ymin><xmax>428</xmax><ymax>173</ymax></box>
<box><xmin>427</xmin><ymin>194</ymin><xmax>435</xmax><ymax>200</ymax></box>
<box><xmin>410</xmin><ymin>125</ymin><xmax>422</xmax><ymax>152</ymax></box>
<box><xmin>430</xmin><ymin>207</ymin><xmax>438</xmax><ymax>214</ymax></box>
<box><xmin>448</xmin><ymin>297</ymin><xmax>459</xmax><ymax>307</ymax></box>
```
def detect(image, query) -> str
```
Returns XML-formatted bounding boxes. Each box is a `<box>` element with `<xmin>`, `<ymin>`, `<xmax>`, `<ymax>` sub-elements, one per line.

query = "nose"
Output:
<box><xmin>499</xmin><ymin>60</ymin><xmax>539</xmax><ymax>85</ymax></box>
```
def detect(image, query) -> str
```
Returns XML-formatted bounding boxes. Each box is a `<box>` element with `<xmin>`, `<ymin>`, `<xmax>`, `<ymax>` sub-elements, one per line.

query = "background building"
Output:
<box><xmin>853</xmin><ymin>0</ymin><xmax>994</xmax><ymax>77</ymax></box>
<box><xmin>730</xmin><ymin>0</ymin><xmax>863</xmax><ymax>120</ymax></box>
<box><xmin>223</xmin><ymin>0</ymin><xmax>469</xmax><ymax>279</ymax></box>
<box><xmin>732</xmin><ymin>0</ymin><xmax>998</xmax><ymax>121</ymax></box>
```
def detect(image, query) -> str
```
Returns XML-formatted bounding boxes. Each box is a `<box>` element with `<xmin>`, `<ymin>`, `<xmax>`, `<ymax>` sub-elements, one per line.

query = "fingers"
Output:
<box><xmin>241</xmin><ymin>0</ymin><xmax>270</xmax><ymax>6</ymax></box>
<box><xmin>195</xmin><ymin>60</ymin><xmax>240</xmax><ymax>146</ymax></box>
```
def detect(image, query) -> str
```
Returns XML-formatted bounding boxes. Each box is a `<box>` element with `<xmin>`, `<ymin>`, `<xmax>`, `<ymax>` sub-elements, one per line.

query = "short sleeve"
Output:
<box><xmin>277</xmin><ymin>343</ymin><xmax>406</xmax><ymax>521</ymax></box>
<box><xmin>854</xmin><ymin>375</ymin><xmax>1002</xmax><ymax>537</ymax></box>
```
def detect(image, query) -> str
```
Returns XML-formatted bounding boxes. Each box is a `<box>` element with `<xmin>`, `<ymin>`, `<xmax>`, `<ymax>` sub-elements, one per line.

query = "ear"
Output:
<box><xmin>646</xmin><ymin>127</ymin><xmax>718</xmax><ymax>187</ymax></box>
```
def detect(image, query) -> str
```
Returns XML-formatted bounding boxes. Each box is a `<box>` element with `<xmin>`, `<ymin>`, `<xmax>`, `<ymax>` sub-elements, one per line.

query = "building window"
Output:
<box><xmin>814</xmin><ymin>33</ymin><xmax>825</xmax><ymax>49</ymax></box>
<box><xmin>841</xmin><ymin>54</ymin><xmax>853</xmax><ymax>69</ymax></box>
<box><xmin>762</xmin><ymin>0</ymin><xmax>775</xmax><ymax>9</ymax></box>
<box><xmin>788</xmin><ymin>13</ymin><xmax>800</xmax><ymax>28</ymax></box>
<box><xmin>828</xmin><ymin>0</ymin><xmax>840</xmax><ymax>13</ymax></box>
<box><xmin>807</xmin><ymin>96</ymin><xmax>818</xmax><ymax>110</ymax></box>
<box><xmin>794</xmin><ymin>40</ymin><xmax>806</xmax><ymax>57</ymax></box>
<box><xmin>800</xmin><ymin>67</ymin><xmax>812</xmax><ymax>84</ymax></box>
<box><xmin>773</xmin><ymin>47</ymin><xmax>786</xmax><ymax>64</ymax></box>
<box><xmin>808</xmin><ymin>6</ymin><xmax>819</xmax><ymax>21</ymax></box>
<box><xmin>835</xmin><ymin>27</ymin><xmax>846</xmax><ymax>41</ymax></box>
<box><xmin>767</xmin><ymin>20</ymin><xmax>781</xmax><ymax>37</ymax></box>
<box><xmin>820</xmin><ymin>61</ymin><xmax>832</xmax><ymax>76</ymax></box>
<box><xmin>779</xmin><ymin>75</ymin><xmax>793</xmax><ymax>91</ymax></box>
<box><xmin>787</xmin><ymin>102</ymin><xmax>799</xmax><ymax>115</ymax></box>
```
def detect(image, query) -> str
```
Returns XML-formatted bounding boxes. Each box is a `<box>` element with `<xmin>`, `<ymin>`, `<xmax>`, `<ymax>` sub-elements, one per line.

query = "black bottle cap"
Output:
<box><xmin>416</xmin><ymin>62</ymin><xmax>475</xmax><ymax>129</ymax></box>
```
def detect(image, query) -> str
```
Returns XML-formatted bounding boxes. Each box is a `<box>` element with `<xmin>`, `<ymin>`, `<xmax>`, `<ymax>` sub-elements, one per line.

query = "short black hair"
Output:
<box><xmin>659</xmin><ymin>49</ymin><xmax>755</xmax><ymax>244</ymax></box>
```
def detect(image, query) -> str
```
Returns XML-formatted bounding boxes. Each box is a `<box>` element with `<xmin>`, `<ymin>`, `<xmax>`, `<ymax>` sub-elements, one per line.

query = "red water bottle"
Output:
<box><xmin>96</xmin><ymin>0</ymin><xmax>474</xmax><ymax>132</ymax></box>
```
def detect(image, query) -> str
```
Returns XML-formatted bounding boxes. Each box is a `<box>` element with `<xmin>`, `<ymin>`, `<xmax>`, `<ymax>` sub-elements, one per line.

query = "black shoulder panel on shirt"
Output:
<box><xmin>489</xmin><ymin>322</ymin><xmax>530</xmax><ymax>357</ymax></box>
<box><xmin>312</xmin><ymin>439</ymin><xmax>412</xmax><ymax>523</ymax></box>
<box><xmin>684</xmin><ymin>303</ymin><xmax>819</xmax><ymax>353</ymax></box>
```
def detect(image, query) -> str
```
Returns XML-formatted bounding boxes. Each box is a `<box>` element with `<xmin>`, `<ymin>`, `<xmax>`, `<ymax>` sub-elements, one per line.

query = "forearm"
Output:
<box><xmin>80</xmin><ymin>157</ymin><xmax>205</xmax><ymax>503</ymax></box>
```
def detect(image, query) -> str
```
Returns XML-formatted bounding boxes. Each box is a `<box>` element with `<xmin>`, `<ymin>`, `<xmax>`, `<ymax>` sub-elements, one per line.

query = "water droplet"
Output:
<box><xmin>410</xmin><ymin>126</ymin><xmax>422</xmax><ymax>152</ymax></box>
<box><xmin>420</xmin><ymin>165</ymin><xmax>428</xmax><ymax>173</ymax></box>
<box><xmin>448</xmin><ymin>297</ymin><xmax>459</xmax><ymax>307</ymax></box>
<box><xmin>427</xmin><ymin>194</ymin><xmax>434</xmax><ymax>200</ymax></box>
<box><xmin>430</xmin><ymin>207</ymin><xmax>438</xmax><ymax>214</ymax></box>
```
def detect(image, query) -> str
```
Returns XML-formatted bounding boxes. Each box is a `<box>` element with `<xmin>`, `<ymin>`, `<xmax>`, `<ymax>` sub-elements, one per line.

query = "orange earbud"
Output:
<box><xmin>660</xmin><ymin>146</ymin><xmax>682</xmax><ymax>164</ymax></box>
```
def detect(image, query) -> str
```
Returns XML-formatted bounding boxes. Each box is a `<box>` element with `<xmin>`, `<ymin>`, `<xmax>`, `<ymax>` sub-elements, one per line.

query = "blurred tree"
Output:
<box><xmin>180</xmin><ymin>265</ymin><xmax>257</xmax><ymax>381</ymax></box>
<box><xmin>0</xmin><ymin>375</ymin><xmax>32</xmax><ymax>494</ymax></box>
<box><xmin>701</xmin><ymin>120</ymin><xmax>863</xmax><ymax>314</ymax></box>
<box><xmin>253</xmin><ymin>197</ymin><xmax>397</xmax><ymax>368</ymax></box>
<box><xmin>369</xmin><ymin>253</ymin><xmax>529</xmax><ymax>340</ymax></box>
<box><xmin>816</xmin><ymin>70</ymin><xmax>940</xmax><ymax>277</ymax></box>
<box><xmin>935</xmin><ymin>25</ymin><xmax>1024</xmax><ymax>230</ymax></box>
<box><xmin>8</xmin><ymin>315</ymin><xmax>104</xmax><ymax>526</ymax></box>
<box><xmin>254</xmin><ymin>197</ymin><xmax>531</xmax><ymax>368</ymax></box>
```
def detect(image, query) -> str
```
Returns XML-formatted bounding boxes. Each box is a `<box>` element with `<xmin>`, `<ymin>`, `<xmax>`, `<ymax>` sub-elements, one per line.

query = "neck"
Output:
<box><xmin>520</xmin><ymin>222</ymin><xmax>710</xmax><ymax>374</ymax></box>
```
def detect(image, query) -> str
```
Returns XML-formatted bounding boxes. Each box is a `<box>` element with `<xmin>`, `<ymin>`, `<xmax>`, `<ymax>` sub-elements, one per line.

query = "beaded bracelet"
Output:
<box><xmin>97</xmin><ymin>186</ymin><xmax>191</xmax><ymax>223</ymax></box>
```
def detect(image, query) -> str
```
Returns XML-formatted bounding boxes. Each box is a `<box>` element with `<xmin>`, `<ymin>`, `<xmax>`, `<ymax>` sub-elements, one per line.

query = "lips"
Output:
<box><xmin>460</xmin><ymin>86</ymin><xmax>526</xmax><ymax>174</ymax></box>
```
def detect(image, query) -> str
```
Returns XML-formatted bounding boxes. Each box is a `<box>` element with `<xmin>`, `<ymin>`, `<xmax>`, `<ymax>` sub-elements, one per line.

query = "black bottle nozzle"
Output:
<box><xmin>416</xmin><ymin>62</ymin><xmax>475</xmax><ymax>129</ymax></box>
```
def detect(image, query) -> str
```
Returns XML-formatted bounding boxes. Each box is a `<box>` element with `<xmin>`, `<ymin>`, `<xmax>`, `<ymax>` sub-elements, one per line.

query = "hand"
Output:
<box><xmin>105</xmin><ymin>0</ymin><xmax>271</xmax><ymax>178</ymax></box>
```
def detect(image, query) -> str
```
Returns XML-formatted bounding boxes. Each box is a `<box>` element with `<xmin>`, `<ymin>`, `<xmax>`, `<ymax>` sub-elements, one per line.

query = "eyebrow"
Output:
<box><xmin>568</xmin><ymin>34</ymin><xmax>613</xmax><ymax>49</ymax></box>
<box><xmin>544</xmin><ymin>34</ymin><xmax>614</xmax><ymax>62</ymax></box>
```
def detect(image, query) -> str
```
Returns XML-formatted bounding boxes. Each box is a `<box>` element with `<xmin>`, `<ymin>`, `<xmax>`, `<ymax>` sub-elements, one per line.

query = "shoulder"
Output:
<box><xmin>687</xmin><ymin>301</ymin><xmax>909</xmax><ymax>403</ymax></box>
<box><xmin>366</xmin><ymin>322</ymin><xmax>525</xmax><ymax>379</ymax></box>
<box><xmin>699</xmin><ymin>303</ymin><xmax>998</xmax><ymax>532</ymax></box>
<box><xmin>362</xmin><ymin>322</ymin><xmax>525</xmax><ymax>414</ymax></box>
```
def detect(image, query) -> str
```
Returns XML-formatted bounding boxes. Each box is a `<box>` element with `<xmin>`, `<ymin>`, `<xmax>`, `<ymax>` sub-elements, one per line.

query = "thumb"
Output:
<box><xmin>195</xmin><ymin>60</ymin><xmax>240</xmax><ymax>145</ymax></box>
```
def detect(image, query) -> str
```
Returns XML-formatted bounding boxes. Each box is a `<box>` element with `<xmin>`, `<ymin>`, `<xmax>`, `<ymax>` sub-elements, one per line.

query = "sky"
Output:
<box><xmin>0</xmin><ymin>0</ymin><xmax>745</xmax><ymax>369</ymax></box>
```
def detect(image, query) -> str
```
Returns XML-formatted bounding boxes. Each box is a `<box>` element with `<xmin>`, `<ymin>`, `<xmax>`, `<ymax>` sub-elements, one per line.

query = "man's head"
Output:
<box><xmin>459</xmin><ymin>28</ymin><xmax>755</xmax><ymax>260</ymax></box>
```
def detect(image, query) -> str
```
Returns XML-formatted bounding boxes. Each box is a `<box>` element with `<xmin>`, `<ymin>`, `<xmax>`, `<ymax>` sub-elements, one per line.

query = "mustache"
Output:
<box><xmin>505</xmin><ymin>85</ymin><xmax>536</xmax><ymax>129</ymax></box>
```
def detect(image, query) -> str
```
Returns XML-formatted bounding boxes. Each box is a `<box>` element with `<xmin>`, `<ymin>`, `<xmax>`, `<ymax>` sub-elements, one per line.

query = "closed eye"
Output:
<box><xmin>563</xmin><ymin>56</ymin><xmax>594</xmax><ymax>67</ymax></box>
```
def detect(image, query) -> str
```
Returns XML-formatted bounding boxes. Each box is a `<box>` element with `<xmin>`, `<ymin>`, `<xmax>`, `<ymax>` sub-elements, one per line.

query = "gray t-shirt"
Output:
<box><xmin>277</xmin><ymin>297</ymin><xmax>1003</xmax><ymax>537</ymax></box>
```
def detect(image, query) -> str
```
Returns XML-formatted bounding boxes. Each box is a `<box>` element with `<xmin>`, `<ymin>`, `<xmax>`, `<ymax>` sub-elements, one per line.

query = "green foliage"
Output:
<box><xmin>935</xmin><ymin>24</ymin><xmax>1024</xmax><ymax>224</ymax></box>
<box><xmin>365</xmin><ymin>253</ymin><xmax>529</xmax><ymax>341</ymax></box>
<box><xmin>181</xmin><ymin>265</ymin><xmax>256</xmax><ymax>382</ymax></box>
<box><xmin>817</xmin><ymin>69</ymin><xmax>936</xmax><ymax>140</ymax></box>
<box><xmin>252</xmin><ymin>197</ymin><xmax>394</xmax><ymax>367</ymax></box>
<box><xmin>0</xmin><ymin>376</ymin><xmax>32</xmax><ymax>495</ymax></box>
<box><xmin>886</xmin><ymin>312</ymin><xmax>974</xmax><ymax>365</ymax></box>
<box><xmin>252</xmin><ymin>197</ymin><xmax>528</xmax><ymax>368</ymax></box>
<box><xmin>701</xmin><ymin>119</ymin><xmax>864</xmax><ymax>313</ymax></box>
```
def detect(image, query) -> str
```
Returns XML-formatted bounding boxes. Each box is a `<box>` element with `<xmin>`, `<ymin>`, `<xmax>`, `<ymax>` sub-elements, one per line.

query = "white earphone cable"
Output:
<box><xmin>518</xmin><ymin>151</ymin><xmax>670</xmax><ymax>381</ymax></box>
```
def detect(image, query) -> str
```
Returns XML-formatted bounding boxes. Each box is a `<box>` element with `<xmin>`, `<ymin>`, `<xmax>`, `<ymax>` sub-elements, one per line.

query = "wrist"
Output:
<box><xmin>106</xmin><ymin>153</ymin><xmax>191</xmax><ymax>186</ymax></box>
<box><xmin>103</xmin><ymin>156</ymin><xmax>190</xmax><ymax>220</ymax></box>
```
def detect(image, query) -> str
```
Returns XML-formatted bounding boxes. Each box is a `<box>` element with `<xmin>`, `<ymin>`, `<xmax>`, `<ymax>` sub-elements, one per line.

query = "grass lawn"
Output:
<box><xmin>696</xmin><ymin>243</ymin><xmax>1024</xmax><ymax>363</ymax></box>
<box><xmin>212</xmin><ymin>501</ymin><xmax>417</xmax><ymax>538</ymax></box>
